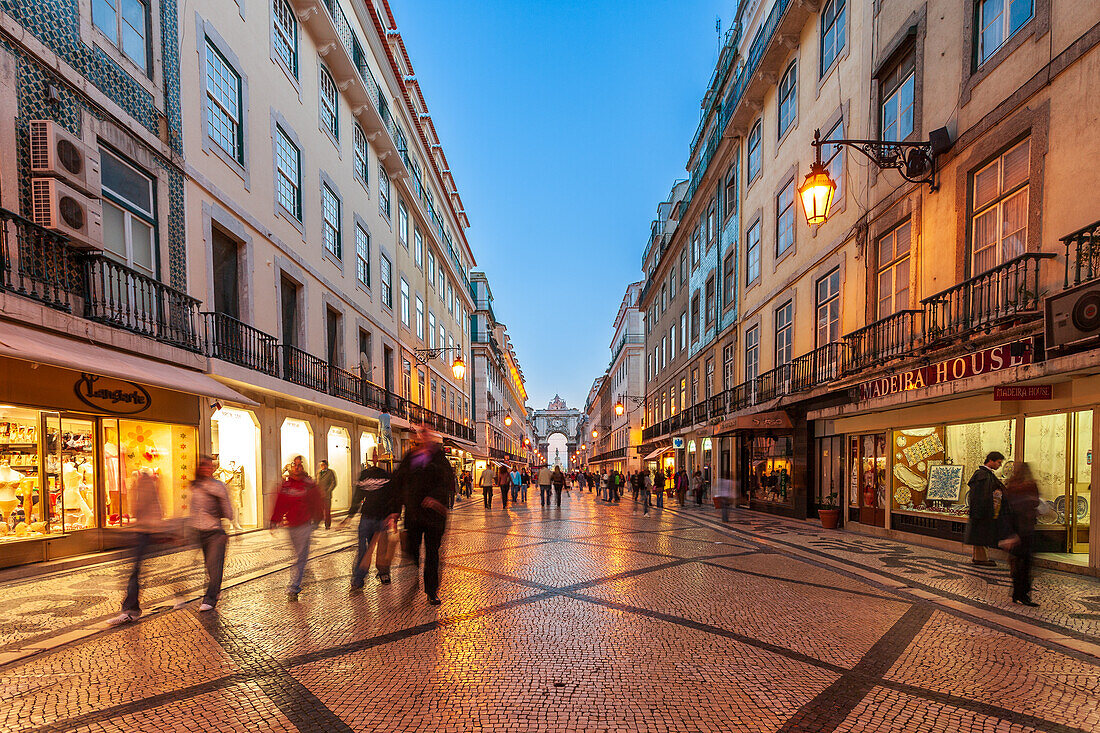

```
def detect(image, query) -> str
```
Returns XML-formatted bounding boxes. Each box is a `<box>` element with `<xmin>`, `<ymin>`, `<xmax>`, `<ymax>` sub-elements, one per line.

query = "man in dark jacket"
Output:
<box><xmin>317</xmin><ymin>460</ymin><xmax>337</xmax><ymax>529</ymax></box>
<box><xmin>392</xmin><ymin>426</ymin><xmax>453</xmax><ymax>605</ymax></box>
<box><xmin>551</xmin><ymin>466</ymin><xmax>566</xmax><ymax>507</ymax></box>
<box><xmin>342</xmin><ymin>456</ymin><xmax>400</xmax><ymax>588</ymax></box>
<box><xmin>965</xmin><ymin>451</ymin><xmax>1005</xmax><ymax>567</ymax></box>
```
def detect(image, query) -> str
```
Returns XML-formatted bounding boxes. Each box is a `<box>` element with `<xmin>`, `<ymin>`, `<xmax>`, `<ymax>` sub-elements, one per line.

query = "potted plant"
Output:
<box><xmin>818</xmin><ymin>490</ymin><xmax>841</xmax><ymax>529</ymax></box>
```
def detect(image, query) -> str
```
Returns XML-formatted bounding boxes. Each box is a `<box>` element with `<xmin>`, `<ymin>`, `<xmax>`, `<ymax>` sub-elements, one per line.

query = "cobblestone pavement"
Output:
<box><xmin>2</xmin><ymin>490</ymin><xmax>1099</xmax><ymax>732</ymax></box>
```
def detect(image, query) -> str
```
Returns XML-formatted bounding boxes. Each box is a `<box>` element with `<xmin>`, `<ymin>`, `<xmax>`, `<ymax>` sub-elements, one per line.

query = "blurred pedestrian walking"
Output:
<box><xmin>539</xmin><ymin>464</ymin><xmax>552</xmax><ymax>507</ymax></box>
<box><xmin>108</xmin><ymin>468</ymin><xmax>166</xmax><ymax>625</ymax></box>
<box><xmin>189</xmin><ymin>455</ymin><xmax>233</xmax><ymax>612</ymax></box>
<box><xmin>551</xmin><ymin>465</ymin><xmax>566</xmax><ymax>507</ymax></box>
<box><xmin>654</xmin><ymin>469</ymin><xmax>666</xmax><ymax>508</ymax></box>
<box><xmin>510</xmin><ymin>466</ymin><xmax>522</xmax><ymax>503</ymax></box>
<box><xmin>497</xmin><ymin>464</ymin><xmax>511</xmax><ymax>508</ymax></box>
<box><xmin>642</xmin><ymin>470</ymin><xmax>652</xmax><ymax>515</ymax></box>
<box><xmin>393</xmin><ymin>426</ymin><xmax>453</xmax><ymax>605</ymax></box>
<box><xmin>317</xmin><ymin>459</ymin><xmax>337</xmax><ymax>530</ymax></box>
<box><xmin>270</xmin><ymin>455</ymin><xmax>324</xmax><ymax>601</ymax></box>
<box><xmin>343</xmin><ymin>456</ymin><xmax>399</xmax><ymax>589</ymax></box>
<box><xmin>521</xmin><ymin>469</ymin><xmax>530</xmax><ymax>502</ymax></box>
<box><xmin>999</xmin><ymin>462</ymin><xmax>1041</xmax><ymax>607</ymax></box>
<box><xmin>966</xmin><ymin>451</ymin><xmax>1005</xmax><ymax>567</ymax></box>
<box><xmin>479</xmin><ymin>462</ymin><xmax>495</xmax><ymax>508</ymax></box>
<box><xmin>693</xmin><ymin>470</ymin><xmax>705</xmax><ymax>506</ymax></box>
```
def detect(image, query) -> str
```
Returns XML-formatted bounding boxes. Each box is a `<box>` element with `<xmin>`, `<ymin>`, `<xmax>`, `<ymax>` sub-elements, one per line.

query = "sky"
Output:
<box><xmin>395</xmin><ymin>0</ymin><xmax>733</xmax><ymax>411</ymax></box>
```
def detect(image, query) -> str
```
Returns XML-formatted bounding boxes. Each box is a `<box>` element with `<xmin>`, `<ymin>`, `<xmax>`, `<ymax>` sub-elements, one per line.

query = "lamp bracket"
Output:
<box><xmin>813</xmin><ymin>131</ymin><xmax>938</xmax><ymax>191</ymax></box>
<box><xmin>413</xmin><ymin>346</ymin><xmax>463</xmax><ymax>366</ymax></box>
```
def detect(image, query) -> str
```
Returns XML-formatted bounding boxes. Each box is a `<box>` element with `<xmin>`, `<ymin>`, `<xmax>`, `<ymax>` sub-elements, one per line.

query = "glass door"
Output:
<box><xmin>58</xmin><ymin>416</ymin><xmax>97</xmax><ymax>532</ymax></box>
<box><xmin>1070</xmin><ymin>411</ymin><xmax>1091</xmax><ymax>554</ymax></box>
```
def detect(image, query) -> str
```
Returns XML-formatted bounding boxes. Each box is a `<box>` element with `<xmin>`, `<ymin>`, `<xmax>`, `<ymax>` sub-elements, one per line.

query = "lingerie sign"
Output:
<box><xmin>74</xmin><ymin>373</ymin><xmax>152</xmax><ymax>415</ymax></box>
<box><xmin>858</xmin><ymin>338</ymin><xmax>1033</xmax><ymax>402</ymax></box>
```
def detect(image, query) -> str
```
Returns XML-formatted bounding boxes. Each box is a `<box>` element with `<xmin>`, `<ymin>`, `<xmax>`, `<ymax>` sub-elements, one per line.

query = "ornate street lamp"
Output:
<box><xmin>414</xmin><ymin>346</ymin><xmax>466</xmax><ymax>381</ymax></box>
<box><xmin>614</xmin><ymin>395</ymin><xmax>645</xmax><ymax>417</ymax></box>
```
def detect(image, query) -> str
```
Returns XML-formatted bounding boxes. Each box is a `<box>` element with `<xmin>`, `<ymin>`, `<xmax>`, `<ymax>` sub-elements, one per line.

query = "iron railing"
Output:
<box><xmin>923</xmin><ymin>252</ymin><xmax>1056</xmax><ymax>342</ymax></box>
<box><xmin>329</xmin><ymin>365</ymin><xmax>361</xmax><ymax>402</ymax></box>
<box><xmin>0</xmin><ymin>207</ymin><xmax>82</xmax><ymax>310</ymax></box>
<box><xmin>1063</xmin><ymin>219</ymin><xmax>1100</xmax><ymax>288</ymax></box>
<box><xmin>843</xmin><ymin>310</ymin><xmax>923</xmax><ymax>376</ymax></box>
<box><xmin>791</xmin><ymin>342</ymin><xmax>845</xmax><ymax>391</ymax></box>
<box><xmin>203</xmin><ymin>312</ymin><xmax>279</xmax><ymax>376</ymax></box>
<box><xmin>281</xmin><ymin>344</ymin><xmax>328</xmax><ymax>392</ymax></box>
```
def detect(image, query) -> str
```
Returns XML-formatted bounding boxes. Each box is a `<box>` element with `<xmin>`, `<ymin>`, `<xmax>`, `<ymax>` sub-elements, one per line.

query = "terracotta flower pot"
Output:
<box><xmin>818</xmin><ymin>508</ymin><xmax>841</xmax><ymax>529</ymax></box>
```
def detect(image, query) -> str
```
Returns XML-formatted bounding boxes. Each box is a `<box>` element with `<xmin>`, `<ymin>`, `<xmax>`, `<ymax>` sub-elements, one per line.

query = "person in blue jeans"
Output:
<box><xmin>510</xmin><ymin>468</ymin><xmax>522</xmax><ymax>502</ymax></box>
<box><xmin>269</xmin><ymin>456</ymin><xmax>325</xmax><ymax>601</ymax></box>
<box><xmin>343</xmin><ymin>456</ymin><xmax>400</xmax><ymax>589</ymax></box>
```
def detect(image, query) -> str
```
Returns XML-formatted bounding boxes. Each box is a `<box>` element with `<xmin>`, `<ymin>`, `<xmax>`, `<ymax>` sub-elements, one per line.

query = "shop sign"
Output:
<box><xmin>714</xmin><ymin>410</ymin><xmax>794</xmax><ymax>434</ymax></box>
<box><xmin>993</xmin><ymin>385</ymin><xmax>1052</xmax><ymax>401</ymax></box>
<box><xmin>672</xmin><ymin>437</ymin><xmax>685</xmax><ymax>449</ymax></box>
<box><xmin>858</xmin><ymin>339</ymin><xmax>1033</xmax><ymax>402</ymax></box>
<box><xmin>74</xmin><ymin>373</ymin><xmax>151</xmax><ymax>415</ymax></box>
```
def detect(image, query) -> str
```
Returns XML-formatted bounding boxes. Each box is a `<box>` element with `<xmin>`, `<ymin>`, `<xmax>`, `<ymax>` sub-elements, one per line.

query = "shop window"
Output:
<box><xmin>327</xmin><ymin>427</ymin><xmax>352</xmax><ymax>511</ymax></box>
<box><xmin>211</xmin><ymin>407</ymin><xmax>261</xmax><ymax>529</ymax></box>
<box><xmin>1023</xmin><ymin>411</ymin><xmax>1091</xmax><ymax>553</ymax></box>
<box><xmin>280</xmin><ymin>418</ymin><xmax>313</xmax><ymax>475</ymax></box>
<box><xmin>105</xmin><ymin>419</ymin><xmax>197</xmax><ymax>522</ymax></box>
<box><xmin>360</xmin><ymin>432</ymin><xmax>378</xmax><ymax>465</ymax></box>
<box><xmin>971</xmin><ymin>138</ymin><xmax>1029</xmax><ymax>274</ymax></box>
<box><xmin>814</xmin><ymin>435</ymin><xmax>845</xmax><ymax>511</ymax></box>
<box><xmin>852</xmin><ymin>433</ymin><xmax>888</xmax><ymax>527</ymax></box>
<box><xmin>876</xmin><ymin>221</ymin><xmax>911</xmax><ymax>318</ymax></box>
<box><xmin>745</xmin><ymin>435</ymin><xmax>794</xmax><ymax>504</ymax></box>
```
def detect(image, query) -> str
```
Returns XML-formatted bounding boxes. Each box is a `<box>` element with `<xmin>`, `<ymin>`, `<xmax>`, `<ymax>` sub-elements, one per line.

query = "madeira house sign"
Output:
<box><xmin>858</xmin><ymin>339</ymin><xmax>1033</xmax><ymax>402</ymax></box>
<box><xmin>74</xmin><ymin>373</ymin><xmax>152</xmax><ymax>415</ymax></box>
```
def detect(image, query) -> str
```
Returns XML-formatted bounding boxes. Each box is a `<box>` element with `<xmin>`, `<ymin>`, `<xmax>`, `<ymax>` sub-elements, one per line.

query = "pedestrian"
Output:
<box><xmin>188</xmin><ymin>455</ymin><xmax>233</xmax><ymax>612</ymax></box>
<box><xmin>270</xmin><ymin>455</ymin><xmax>325</xmax><ymax>601</ymax></box>
<box><xmin>108</xmin><ymin>468</ymin><xmax>166</xmax><ymax>625</ymax></box>
<box><xmin>693</xmin><ymin>470</ymin><xmax>705</xmax><ymax>506</ymax></box>
<box><xmin>999</xmin><ymin>462</ymin><xmax>1041</xmax><ymax>606</ymax></box>
<box><xmin>497</xmin><ymin>464</ymin><xmax>511</xmax><ymax>508</ymax></box>
<box><xmin>479</xmin><ymin>462</ymin><xmax>495</xmax><ymax>508</ymax></box>
<box><xmin>343</xmin><ymin>456</ymin><xmax>400</xmax><ymax>589</ymax></box>
<box><xmin>551</xmin><ymin>465</ymin><xmax>566</xmax><ymax>507</ymax></box>
<box><xmin>317</xmin><ymin>459</ymin><xmax>337</xmax><ymax>529</ymax></box>
<box><xmin>654</xmin><ymin>468</ymin><xmax>666</xmax><ymax>508</ymax></box>
<box><xmin>392</xmin><ymin>426</ymin><xmax>453</xmax><ymax>606</ymax></box>
<box><xmin>538</xmin><ymin>464</ymin><xmax>553</xmax><ymax>507</ymax></box>
<box><xmin>599</xmin><ymin>469</ymin><xmax>610</xmax><ymax>501</ymax></box>
<box><xmin>675</xmin><ymin>468</ymin><xmax>689</xmax><ymax>506</ymax></box>
<box><xmin>965</xmin><ymin>451</ymin><xmax>1005</xmax><ymax>567</ymax></box>
<box><xmin>510</xmin><ymin>466</ymin><xmax>522</xmax><ymax>503</ymax></box>
<box><xmin>462</xmin><ymin>470</ymin><xmax>473</xmax><ymax>498</ymax></box>
<box><xmin>641</xmin><ymin>470</ymin><xmax>652</xmax><ymax>515</ymax></box>
<box><xmin>521</xmin><ymin>469</ymin><xmax>530</xmax><ymax>502</ymax></box>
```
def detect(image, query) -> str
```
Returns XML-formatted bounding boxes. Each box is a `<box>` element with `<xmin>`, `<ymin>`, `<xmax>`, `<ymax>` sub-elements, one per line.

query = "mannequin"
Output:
<box><xmin>62</xmin><ymin>464</ymin><xmax>94</xmax><ymax>529</ymax></box>
<box><xmin>0</xmin><ymin>464</ymin><xmax>22</xmax><ymax>525</ymax></box>
<box><xmin>215</xmin><ymin>461</ymin><xmax>246</xmax><ymax>529</ymax></box>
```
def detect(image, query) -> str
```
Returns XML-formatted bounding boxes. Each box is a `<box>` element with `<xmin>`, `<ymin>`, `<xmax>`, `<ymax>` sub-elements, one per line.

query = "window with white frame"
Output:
<box><xmin>205</xmin><ymin>40</ymin><xmax>243</xmax><ymax>164</ymax></box>
<box><xmin>744</xmin><ymin>326</ymin><xmax>759</xmax><ymax>381</ymax></box>
<box><xmin>321</xmin><ymin>182</ymin><xmax>340</xmax><ymax>258</ymax></box>
<box><xmin>820</xmin><ymin>0</ymin><xmax>846</xmax><ymax>75</ymax></box>
<box><xmin>93</xmin><ymin>0</ymin><xmax>149</xmax><ymax>74</ymax></box>
<box><xmin>724</xmin><ymin>165</ymin><xmax>737</xmax><ymax>217</ymax></box>
<box><xmin>355</xmin><ymin>224</ymin><xmax>370</xmax><ymax>287</ymax></box>
<box><xmin>400</xmin><ymin>279</ymin><xmax>410</xmax><ymax>326</ymax></box>
<box><xmin>823</xmin><ymin>117</ymin><xmax>844</xmax><ymax>202</ymax></box>
<box><xmin>776</xmin><ymin>180</ymin><xmax>795</xmax><ymax>257</ymax></box>
<box><xmin>100</xmin><ymin>148</ymin><xmax>156</xmax><ymax>276</ymax></box>
<box><xmin>398</xmin><ymin>200</ymin><xmax>409</xmax><ymax>247</ymax></box>
<box><xmin>272</xmin><ymin>0</ymin><xmax>298</xmax><ymax>77</ymax></box>
<box><xmin>380</xmin><ymin>254</ymin><xmax>392</xmax><ymax>308</ymax></box>
<box><xmin>668</xmin><ymin>266</ymin><xmax>676</xmax><ymax>300</ymax></box>
<box><xmin>680</xmin><ymin>250</ymin><xmax>688</xmax><ymax>285</ymax></box>
<box><xmin>778</xmin><ymin>61</ymin><xmax>798</xmax><ymax>138</ymax></box>
<box><xmin>880</xmin><ymin>54</ymin><xmax>915</xmax><ymax>141</ymax></box>
<box><xmin>723</xmin><ymin>343</ymin><xmax>735</xmax><ymax>389</ymax></box>
<box><xmin>429</xmin><ymin>312</ymin><xmax>436</xmax><ymax>348</ymax></box>
<box><xmin>746</xmin><ymin>220</ymin><xmax>761</xmax><ymax>284</ymax></box>
<box><xmin>427</xmin><ymin>250</ymin><xmax>435</xmax><ymax>284</ymax></box>
<box><xmin>747</xmin><ymin>120</ymin><xmax>762</xmax><ymax>182</ymax></box>
<box><xmin>319</xmin><ymin>65</ymin><xmax>338</xmax><ymax>139</ymax></box>
<box><xmin>414</xmin><ymin>228</ymin><xmax>423</xmax><ymax>268</ymax></box>
<box><xmin>816</xmin><ymin>268</ymin><xmax>841</xmax><ymax>345</ymax></box>
<box><xmin>722</xmin><ymin>250</ymin><xmax>736</xmax><ymax>307</ymax></box>
<box><xmin>972</xmin><ymin>138</ymin><xmax>1029</xmax><ymax>274</ymax></box>
<box><xmin>275</xmin><ymin>126</ymin><xmax>301</xmax><ymax>220</ymax></box>
<box><xmin>378</xmin><ymin>165</ymin><xmax>390</xmax><ymax>218</ymax></box>
<box><xmin>977</xmin><ymin>0</ymin><xmax>1033</xmax><ymax>65</ymax></box>
<box><xmin>679</xmin><ymin>311</ymin><xmax>687</xmax><ymax>350</ymax></box>
<box><xmin>775</xmin><ymin>301</ymin><xmax>793</xmax><ymax>366</ymax></box>
<box><xmin>877</xmin><ymin>220</ymin><xmax>911</xmax><ymax>319</ymax></box>
<box><xmin>354</xmin><ymin>124</ymin><xmax>368</xmax><ymax>185</ymax></box>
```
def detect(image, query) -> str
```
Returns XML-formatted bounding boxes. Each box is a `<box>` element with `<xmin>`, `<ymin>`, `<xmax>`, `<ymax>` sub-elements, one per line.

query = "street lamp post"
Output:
<box><xmin>413</xmin><ymin>346</ymin><xmax>466</xmax><ymax>381</ymax></box>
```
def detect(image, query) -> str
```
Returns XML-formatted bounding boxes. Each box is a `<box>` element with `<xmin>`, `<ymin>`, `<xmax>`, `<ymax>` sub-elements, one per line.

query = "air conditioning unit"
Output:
<box><xmin>1046</xmin><ymin>280</ymin><xmax>1100</xmax><ymax>351</ymax></box>
<box><xmin>29</xmin><ymin>120</ymin><xmax>101</xmax><ymax>197</ymax></box>
<box><xmin>30</xmin><ymin>178</ymin><xmax>103</xmax><ymax>250</ymax></box>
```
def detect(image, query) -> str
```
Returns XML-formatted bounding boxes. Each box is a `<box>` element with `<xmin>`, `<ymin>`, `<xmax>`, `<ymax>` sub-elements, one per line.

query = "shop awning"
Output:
<box><xmin>642</xmin><ymin>445</ymin><xmax>672</xmax><ymax>461</ymax></box>
<box><xmin>0</xmin><ymin>322</ymin><xmax>258</xmax><ymax>406</ymax></box>
<box><xmin>443</xmin><ymin>435</ymin><xmax>479</xmax><ymax>453</ymax></box>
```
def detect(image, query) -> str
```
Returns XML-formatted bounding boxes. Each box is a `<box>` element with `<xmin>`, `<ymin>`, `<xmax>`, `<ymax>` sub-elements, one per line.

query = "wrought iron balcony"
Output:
<box><xmin>280</xmin><ymin>344</ymin><xmax>329</xmax><ymax>393</ymax></box>
<box><xmin>1063</xmin><ymin>219</ymin><xmax>1100</xmax><ymax>288</ymax></box>
<box><xmin>791</xmin><ymin>342</ymin><xmax>845</xmax><ymax>391</ymax></box>
<box><xmin>923</xmin><ymin>252</ymin><xmax>1056</xmax><ymax>343</ymax></box>
<box><xmin>0</xmin><ymin>207</ymin><xmax>82</xmax><ymax>311</ymax></box>
<box><xmin>203</xmin><ymin>312</ymin><xmax>279</xmax><ymax>376</ymax></box>
<box><xmin>842</xmin><ymin>310</ymin><xmax>923</xmax><ymax>376</ymax></box>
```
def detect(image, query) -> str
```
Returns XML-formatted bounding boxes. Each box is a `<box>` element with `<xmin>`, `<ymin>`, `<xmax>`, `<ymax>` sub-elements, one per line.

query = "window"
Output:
<box><xmin>820</xmin><ymin>0</ymin><xmax>846</xmax><ymax>75</ymax></box>
<box><xmin>744</xmin><ymin>326</ymin><xmax>760</xmax><ymax>382</ymax></box>
<box><xmin>416</xmin><ymin>369</ymin><xmax>426</xmax><ymax>404</ymax></box>
<box><xmin>723</xmin><ymin>343</ymin><xmax>735</xmax><ymax>389</ymax></box>
<box><xmin>680</xmin><ymin>312</ymin><xmax>687</xmax><ymax>350</ymax></box>
<box><xmin>775</xmin><ymin>301</ymin><xmax>793</xmax><ymax>366</ymax></box>
<box><xmin>400</xmin><ymin>279</ymin><xmax>410</xmax><ymax>326</ymax></box>
<box><xmin>691</xmin><ymin>369</ymin><xmax>699</xmax><ymax>405</ymax></box>
<box><xmin>680</xmin><ymin>378</ymin><xmax>687</xmax><ymax>414</ymax></box>
<box><xmin>378</xmin><ymin>165</ymin><xmax>390</xmax><ymax>218</ymax></box>
<box><xmin>778</xmin><ymin>61</ymin><xmax>798</xmax><ymax>138</ymax></box>
<box><xmin>706</xmin><ymin>199</ymin><xmax>716</xmax><ymax>250</ymax></box>
<box><xmin>746</xmin><ymin>220</ymin><xmax>761</xmax><ymax>284</ymax></box>
<box><xmin>816</xmin><ymin>268</ymin><xmax>841</xmax><ymax>345</ymax></box>
<box><xmin>414</xmin><ymin>228</ymin><xmax>423</xmax><ymax>268</ymax></box>
<box><xmin>821</xmin><ymin>118</ymin><xmax>845</xmax><ymax>204</ymax></box>
<box><xmin>402</xmin><ymin>358</ymin><xmax>412</xmax><ymax>400</ymax></box>
<box><xmin>978</xmin><ymin>0</ymin><xmax>1033</xmax><ymax>65</ymax></box>
<box><xmin>275</xmin><ymin>126</ymin><xmax>301</xmax><ymax>220</ymax></box>
<box><xmin>724</xmin><ymin>165</ymin><xmax>737</xmax><ymax>217</ymax></box>
<box><xmin>876</xmin><ymin>221</ymin><xmax>911</xmax><ymax>318</ymax></box>
<box><xmin>705</xmin><ymin>359</ymin><xmax>715</xmax><ymax>399</ymax></box>
<box><xmin>881</xmin><ymin>56</ymin><xmax>915</xmax><ymax>141</ymax></box>
<box><xmin>691</xmin><ymin>226</ymin><xmax>700</xmax><ymax>267</ymax></box>
<box><xmin>205</xmin><ymin>40</ymin><xmax>243</xmax><ymax>164</ymax></box>
<box><xmin>747</xmin><ymin>121</ymin><xmax>762</xmax><ymax>183</ymax></box>
<box><xmin>691</xmin><ymin>293</ymin><xmax>700</xmax><ymax>342</ymax></box>
<box><xmin>722</xmin><ymin>251</ymin><xmax>736</xmax><ymax>307</ymax></box>
<box><xmin>427</xmin><ymin>251</ymin><xmax>436</xmax><ymax>285</ymax></box>
<box><xmin>447</xmin><ymin>282</ymin><xmax>454</xmax><ymax>314</ymax></box>
<box><xmin>661</xmin><ymin>337</ymin><xmax>666</xmax><ymax>368</ymax></box>
<box><xmin>101</xmin><ymin>148</ymin><xmax>156</xmax><ymax>276</ymax></box>
<box><xmin>321</xmin><ymin>183</ymin><xmax>341</xmax><ymax>258</ymax></box>
<box><xmin>319</xmin><ymin>65</ymin><xmax>338</xmax><ymax>139</ymax></box>
<box><xmin>437</xmin><ymin>266</ymin><xmax>445</xmax><ymax>299</ymax></box>
<box><xmin>438</xmin><ymin>325</ymin><xmax>445</xmax><ymax>352</ymax></box>
<box><xmin>660</xmin><ymin>284</ymin><xmax>666</xmax><ymax>313</ymax></box>
<box><xmin>398</xmin><ymin>200</ymin><xmax>409</xmax><ymax>248</ymax></box>
<box><xmin>92</xmin><ymin>0</ymin><xmax>149</xmax><ymax>73</ymax></box>
<box><xmin>429</xmin><ymin>312</ymin><xmax>436</xmax><ymax>348</ymax></box>
<box><xmin>272</xmin><ymin>0</ymin><xmax>298</xmax><ymax>77</ymax></box>
<box><xmin>668</xmin><ymin>325</ymin><xmax>675</xmax><ymax>360</ymax></box>
<box><xmin>354</xmin><ymin>125</ymin><xmax>368</xmax><ymax>185</ymax></box>
<box><xmin>412</xmin><ymin>296</ymin><xmax>424</xmax><ymax>340</ymax></box>
<box><xmin>680</xmin><ymin>250</ymin><xmax>688</xmax><ymax>285</ymax></box>
<box><xmin>358</xmin><ymin>329</ymin><xmax>372</xmax><ymax>377</ymax></box>
<box><xmin>668</xmin><ymin>268</ymin><xmax>676</xmax><ymax>300</ymax></box>
<box><xmin>776</xmin><ymin>180</ymin><xmax>795</xmax><ymax>257</ymax></box>
<box><xmin>380</xmin><ymin>254</ymin><xmax>392</xmax><ymax>308</ymax></box>
<box><xmin>705</xmin><ymin>276</ymin><xmax>715</xmax><ymax>327</ymax></box>
<box><xmin>355</xmin><ymin>224</ymin><xmax>370</xmax><ymax>287</ymax></box>
<box><xmin>972</xmin><ymin>138</ymin><xmax>1029</xmax><ymax>273</ymax></box>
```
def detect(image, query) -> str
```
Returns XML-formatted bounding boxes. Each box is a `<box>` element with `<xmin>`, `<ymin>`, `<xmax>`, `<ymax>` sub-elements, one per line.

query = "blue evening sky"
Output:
<box><xmin>397</xmin><ymin>0</ymin><xmax>732</xmax><ymax>410</ymax></box>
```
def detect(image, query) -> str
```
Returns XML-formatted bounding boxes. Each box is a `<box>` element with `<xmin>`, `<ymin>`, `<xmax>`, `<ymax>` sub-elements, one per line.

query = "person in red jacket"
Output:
<box><xmin>270</xmin><ymin>455</ymin><xmax>324</xmax><ymax>601</ymax></box>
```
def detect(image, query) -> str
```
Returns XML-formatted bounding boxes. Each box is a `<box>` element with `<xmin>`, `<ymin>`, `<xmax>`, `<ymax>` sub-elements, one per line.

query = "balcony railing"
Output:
<box><xmin>329</xmin><ymin>365</ymin><xmax>361</xmax><ymax>403</ymax></box>
<box><xmin>281</xmin><ymin>344</ymin><xmax>328</xmax><ymax>393</ymax></box>
<box><xmin>203</xmin><ymin>312</ymin><xmax>279</xmax><ymax>376</ymax></box>
<box><xmin>923</xmin><ymin>252</ymin><xmax>1056</xmax><ymax>343</ymax></box>
<box><xmin>843</xmin><ymin>310</ymin><xmax>923</xmax><ymax>376</ymax></box>
<box><xmin>1</xmin><ymin>208</ymin><xmax>200</xmax><ymax>351</ymax></box>
<box><xmin>791</xmin><ymin>342</ymin><xmax>845</xmax><ymax>391</ymax></box>
<box><xmin>1063</xmin><ymin>219</ymin><xmax>1100</xmax><ymax>288</ymax></box>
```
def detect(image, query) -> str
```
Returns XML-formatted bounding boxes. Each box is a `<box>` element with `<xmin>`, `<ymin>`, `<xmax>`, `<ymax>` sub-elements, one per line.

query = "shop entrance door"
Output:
<box><xmin>1070</xmin><ymin>411</ymin><xmax>1091</xmax><ymax>554</ymax></box>
<box><xmin>856</xmin><ymin>434</ymin><xmax>887</xmax><ymax>528</ymax></box>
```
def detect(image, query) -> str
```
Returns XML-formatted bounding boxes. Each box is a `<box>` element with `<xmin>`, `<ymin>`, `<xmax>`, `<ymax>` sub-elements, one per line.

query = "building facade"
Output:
<box><xmin>587</xmin><ymin>282</ymin><xmax>645</xmax><ymax>474</ymax></box>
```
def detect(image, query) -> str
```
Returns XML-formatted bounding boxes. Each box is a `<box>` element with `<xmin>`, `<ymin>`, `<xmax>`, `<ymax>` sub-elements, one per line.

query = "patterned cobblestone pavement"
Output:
<box><xmin>2</xmin><ymin>490</ymin><xmax>1099</xmax><ymax>732</ymax></box>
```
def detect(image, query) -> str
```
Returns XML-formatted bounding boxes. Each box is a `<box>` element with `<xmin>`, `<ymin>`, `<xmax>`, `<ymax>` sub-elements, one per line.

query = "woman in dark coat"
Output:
<box><xmin>998</xmin><ymin>462</ymin><xmax>1040</xmax><ymax>606</ymax></box>
<box><xmin>965</xmin><ymin>451</ymin><xmax>1005</xmax><ymax>566</ymax></box>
